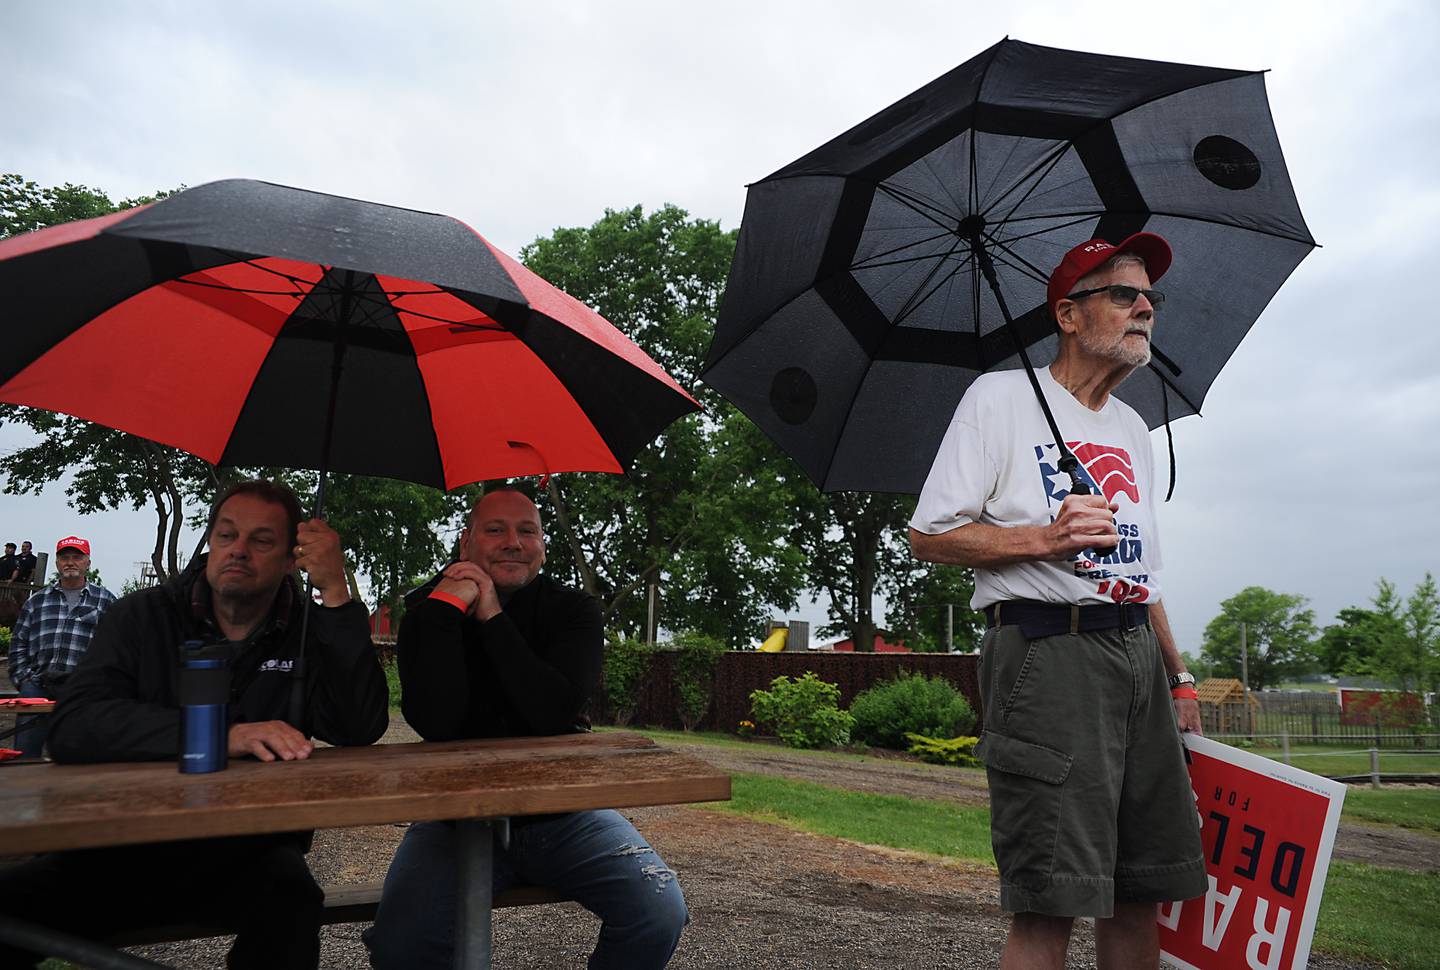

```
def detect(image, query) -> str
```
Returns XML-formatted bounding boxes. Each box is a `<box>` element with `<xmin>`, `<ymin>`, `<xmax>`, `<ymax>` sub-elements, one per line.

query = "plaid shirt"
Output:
<box><xmin>9</xmin><ymin>581</ymin><xmax>118</xmax><ymax>687</ymax></box>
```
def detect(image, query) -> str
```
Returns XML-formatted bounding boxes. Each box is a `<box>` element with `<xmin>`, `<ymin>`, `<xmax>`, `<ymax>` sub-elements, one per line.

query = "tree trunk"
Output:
<box><xmin>546</xmin><ymin>478</ymin><xmax>599</xmax><ymax>596</ymax></box>
<box><xmin>146</xmin><ymin>481</ymin><xmax>170</xmax><ymax>582</ymax></box>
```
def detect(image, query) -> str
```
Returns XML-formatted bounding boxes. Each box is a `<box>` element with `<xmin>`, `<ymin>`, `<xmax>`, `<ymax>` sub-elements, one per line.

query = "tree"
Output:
<box><xmin>0</xmin><ymin>175</ymin><xmax>203</xmax><ymax>581</ymax></box>
<box><xmin>1200</xmin><ymin>586</ymin><xmax>1318</xmax><ymax>689</ymax></box>
<box><xmin>1315</xmin><ymin>604</ymin><xmax>1400</xmax><ymax>677</ymax></box>
<box><xmin>884</xmin><ymin>561</ymin><xmax>983</xmax><ymax>652</ymax></box>
<box><xmin>520</xmin><ymin>205</ymin><xmax>811</xmax><ymax>647</ymax></box>
<box><xmin>1359</xmin><ymin>574</ymin><xmax>1440</xmax><ymax>695</ymax></box>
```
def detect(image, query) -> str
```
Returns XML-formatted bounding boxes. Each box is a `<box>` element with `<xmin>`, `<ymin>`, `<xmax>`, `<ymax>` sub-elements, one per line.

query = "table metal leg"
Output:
<box><xmin>454</xmin><ymin>818</ymin><xmax>494</xmax><ymax>970</ymax></box>
<box><xmin>0</xmin><ymin>914</ymin><xmax>170</xmax><ymax>970</ymax></box>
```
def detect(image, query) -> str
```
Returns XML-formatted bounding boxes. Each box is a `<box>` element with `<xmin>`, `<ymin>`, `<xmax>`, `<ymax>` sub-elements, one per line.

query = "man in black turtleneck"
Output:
<box><xmin>364</xmin><ymin>487</ymin><xmax>688</xmax><ymax>970</ymax></box>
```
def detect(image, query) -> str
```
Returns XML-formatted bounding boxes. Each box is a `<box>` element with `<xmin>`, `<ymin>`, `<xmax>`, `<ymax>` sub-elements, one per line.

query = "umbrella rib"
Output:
<box><xmin>171</xmin><ymin>278</ymin><xmax>307</xmax><ymax>297</ymax></box>
<box><xmin>1145</xmin><ymin>360</ymin><xmax>1201</xmax><ymax>415</ymax></box>
<box><xmin>984</xmin><ymin>143</ymin><xmax>1075</xmax><ymax>226</ymax></box>
<box><xmin>890</xmin><ymin>238</ymin><xmax>974</xmax><ymax>329</ymax></box>
<box><xmin>854</xmin><ymin>250</ymin><xmax>974</xmax><ymax>272</ymax></box>
<box><xmin>982</xmin><ymin>233</ymin><xmax>1051</xmax><ymax>285</ymax></box>
<box><xmin>991</xmin><ymin>213</ymin><xmax>1101</xmax><ymax>246</ymax></box>
<box><xmin>1139</xmin><ymin>209</ymin><xmax>1317</xmax><ymax>245</ymax></box>
<box><xmin>914</xmin><ymin>141</ymin><xmax>970</xmax><ymax>219</ymax></box>
<box><xmin>233</xmin><ymin>258</ymin><xmax>327</xmax><ymax>289</ymax></box>
<box><xmin>851</xmin><ymin>227</ymin><xmax>962</xmax><ymax>271</ymax></box>
<box><xmin>971</xmin><ymin>245</ymin><xmax>984</xmax><ymax>369</ymax></box>
<box><xmin>975</xmin><ymin>130</ymin><xmax>1031</xmax><ymax>215</ymax></box>
<box><xmin>876</xmin><ymin>184</ymin><xmax>965</xmax><ymax>234</ymax></box>
<box><xmin>968</xmin><ymin>126</ymin><xmax>980</xmax><ymax>216</ymax></box>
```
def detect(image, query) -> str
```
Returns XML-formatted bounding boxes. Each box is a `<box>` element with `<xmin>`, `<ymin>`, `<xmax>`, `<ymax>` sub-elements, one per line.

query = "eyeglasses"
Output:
<box><xmin>1064</xmin><ymin>284</ymin><xmax>1165</xmax><ymax>310</ymax></box>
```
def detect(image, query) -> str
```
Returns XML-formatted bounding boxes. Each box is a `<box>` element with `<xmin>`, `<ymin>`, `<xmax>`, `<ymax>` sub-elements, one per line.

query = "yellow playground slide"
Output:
<box><xmin>760</xmin><ymin>627</ymin><xmax>788</xmax><ymax>652</ymax></box>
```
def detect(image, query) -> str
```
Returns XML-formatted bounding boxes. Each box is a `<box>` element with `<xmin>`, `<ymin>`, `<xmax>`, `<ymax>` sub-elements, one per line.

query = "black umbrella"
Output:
<box><xmin>703</xmin><ymin>39</ymin><xmax>1316</xmax><ymax>494</ymax></box>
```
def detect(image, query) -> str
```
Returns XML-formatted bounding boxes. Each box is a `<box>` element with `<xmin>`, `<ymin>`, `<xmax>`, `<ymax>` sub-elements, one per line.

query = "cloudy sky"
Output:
<box><xmin>3</xmin><ymin>0</ymin><xmax>1437</xmax><ymax>653</ymax></box>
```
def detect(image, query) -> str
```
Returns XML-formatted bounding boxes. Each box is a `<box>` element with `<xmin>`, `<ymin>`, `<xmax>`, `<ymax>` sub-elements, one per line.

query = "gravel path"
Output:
<box><xmin>115</xmin><ymin>723</ymin><xmax>1420</xmax><ymax>968</ymax></box>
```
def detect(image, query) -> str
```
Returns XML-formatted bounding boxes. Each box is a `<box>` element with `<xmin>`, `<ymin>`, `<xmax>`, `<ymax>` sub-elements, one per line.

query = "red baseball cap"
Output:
<box><xmin>1047</xmin><ymin>232</ymin><xmax>1172</xmax><ymax>318</ymax></box>
<box><xmin>56</xmin><ymin>536</ymin><xmax>90</xmax><ymax>556</ymax></box>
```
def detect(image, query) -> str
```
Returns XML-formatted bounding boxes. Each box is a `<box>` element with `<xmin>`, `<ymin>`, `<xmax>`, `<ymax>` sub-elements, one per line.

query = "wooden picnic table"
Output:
<box><xmin>0</xmin><ymin>732</ymin><xmax>731</xmax><ymax>968</ymax></box>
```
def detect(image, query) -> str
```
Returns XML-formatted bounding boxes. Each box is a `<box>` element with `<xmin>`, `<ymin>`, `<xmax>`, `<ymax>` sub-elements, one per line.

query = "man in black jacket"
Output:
<box><xmin>364</xmin><ymin>487</ymin><xmax>687</xmax><ymax>970</ymax></box>
<box><xmin>0</xmin><ymin>480</ymin><xmax>389</xmax><ymax>970</ymax></box>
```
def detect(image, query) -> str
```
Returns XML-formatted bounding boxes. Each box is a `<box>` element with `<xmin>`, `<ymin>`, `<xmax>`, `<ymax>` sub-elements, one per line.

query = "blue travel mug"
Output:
<box><xmin>178</xmin><ymin>640</ymin><xmax>230</xmax><ymax>774</ymax></box>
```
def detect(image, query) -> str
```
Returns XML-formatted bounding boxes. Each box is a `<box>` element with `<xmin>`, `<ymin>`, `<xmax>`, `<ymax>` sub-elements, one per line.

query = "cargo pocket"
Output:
<box><xmin>977</xmin><ymin>730</ymin><xmax>1073</xmax><ymax>891</ymax></box>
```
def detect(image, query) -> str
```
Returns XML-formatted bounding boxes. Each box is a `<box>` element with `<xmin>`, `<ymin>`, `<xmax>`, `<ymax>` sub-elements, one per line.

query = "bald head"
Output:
<box><xmin>460</xmin><ymin>489</ymin><xmax>546</xmax><ymax>593</ymax></box>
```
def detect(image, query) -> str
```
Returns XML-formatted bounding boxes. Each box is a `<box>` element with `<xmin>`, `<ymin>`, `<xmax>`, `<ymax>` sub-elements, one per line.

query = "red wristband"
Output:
<box><xmin>428</xmin><ymin>589</ymin><xmax>469</xmax><ymax>613</ymax></box>
<box><xmin>1170</xmin><ymin>686</ymin><xmax>1199</xmax><ymax>701</ymax></box>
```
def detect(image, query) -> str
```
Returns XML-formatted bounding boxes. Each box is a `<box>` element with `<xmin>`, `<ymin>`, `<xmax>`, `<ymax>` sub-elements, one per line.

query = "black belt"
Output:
<box><xmin>984</xmin><ymin>600</ymin><xmax>1149</xmax><ymax>639</ymax></box>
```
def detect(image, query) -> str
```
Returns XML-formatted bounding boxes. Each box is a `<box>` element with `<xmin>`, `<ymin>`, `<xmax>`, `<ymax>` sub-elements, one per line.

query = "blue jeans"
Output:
<box><xmin>16</xmin><ymin>680</ymin><xmax>48</xmax><ymax>760</ymax></box>
<box><xmin>363</xmin><ymin>810</ymin><xmax>687</xmax><ymax>970</ymax></box>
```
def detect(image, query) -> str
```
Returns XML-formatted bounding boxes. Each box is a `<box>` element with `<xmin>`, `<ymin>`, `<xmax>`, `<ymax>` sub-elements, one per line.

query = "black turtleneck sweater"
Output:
<box><xmin>398</xmin><ymin>573</ymin><xmax>603</xmax><ymax>741</ymax></box>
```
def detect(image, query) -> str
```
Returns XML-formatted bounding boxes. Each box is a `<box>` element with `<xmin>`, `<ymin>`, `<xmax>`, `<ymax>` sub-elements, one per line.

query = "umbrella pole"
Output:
<box><xmin>966</xmin><ymin>237</ymin><xmax>1094</xmax><ymax>498</ymax></box>
<box><xmin>287</xmin><ymin>272</ymin><xmax>353</xmax><ymax>728</ymax></box>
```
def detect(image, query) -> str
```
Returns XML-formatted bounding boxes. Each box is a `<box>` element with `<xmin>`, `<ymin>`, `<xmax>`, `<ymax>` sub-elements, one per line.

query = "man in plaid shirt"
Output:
<box><xmin>9</xmin><ymin>536</ymin><xmax>116</xmax><ymax>758</ymax></box>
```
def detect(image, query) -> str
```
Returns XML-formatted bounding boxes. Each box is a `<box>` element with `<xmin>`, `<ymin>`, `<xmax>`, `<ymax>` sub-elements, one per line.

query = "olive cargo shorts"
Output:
<box><xmin>976</xmin><ymin>621</ymin><xmax>1207</xmax><ymax>917</ymax></box>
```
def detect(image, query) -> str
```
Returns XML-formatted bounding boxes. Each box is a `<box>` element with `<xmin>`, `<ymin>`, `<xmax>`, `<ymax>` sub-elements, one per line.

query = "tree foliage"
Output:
<box><xmin>319</xmin><ymin>474</ymin><xmax>476</xmax><ymax>623</ymax></box>
<box><xmin>520</xmin><ymin>205</ymin><xmax>811</xmax><ymax>647</ymax></box>
<box><xmin>1348</xmin><ymin>575</ymin><xmax>1439</xmax><ymax>694</ymax></box>
<box><xmin>884</xmin><ymin>561</ymin><xmax>983</xmax><ymax>652</ymax></box>
<box><xmin>1200</xmin><ymin>586</ymin><xmax>1318</xmax><ymax>689</ymax></box>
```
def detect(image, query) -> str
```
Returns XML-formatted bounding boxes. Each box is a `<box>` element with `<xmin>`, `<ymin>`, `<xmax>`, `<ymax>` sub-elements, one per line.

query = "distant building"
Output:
<box><xmin>821</xmin><ymin>632</ymin><xmax>911</xmax><ymax>653</ymax></box>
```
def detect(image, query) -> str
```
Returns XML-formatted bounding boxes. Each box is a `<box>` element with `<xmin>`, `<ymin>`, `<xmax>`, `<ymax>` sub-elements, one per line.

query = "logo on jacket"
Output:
<box><xmin>256</xmin><ymin>658</ymin><xmax>294</xmax><ymax>673</ymax></box>
<box><xmin>1035</xmin><ymin>441</ymin><xmax>1141</xmax><ymax>507</ymax></box>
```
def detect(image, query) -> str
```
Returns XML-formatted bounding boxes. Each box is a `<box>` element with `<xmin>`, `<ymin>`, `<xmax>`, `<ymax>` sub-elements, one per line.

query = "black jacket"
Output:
<box><xmin>398</xmin><ymin>572</ymin><xmax>603</xmax><ymax>741</ymax></box>
<box><xmin>48</xmin><ymin>555</ymin><xmax>389</xmax><ymax>763</ymax></box>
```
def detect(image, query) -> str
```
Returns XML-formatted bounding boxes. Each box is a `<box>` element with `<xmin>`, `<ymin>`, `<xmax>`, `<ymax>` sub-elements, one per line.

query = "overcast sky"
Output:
<box><xmin>3</xmin><ymin>0</ymin><xmax>1437</xmax><ymax>653</ymax></box>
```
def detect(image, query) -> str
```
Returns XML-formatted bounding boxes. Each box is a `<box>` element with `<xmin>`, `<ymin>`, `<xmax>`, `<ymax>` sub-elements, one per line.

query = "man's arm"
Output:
<box><xmin>910</xmin><ymin>493</ymin><xmax>1121</xmax><ymax>568</ymax></box>
<box><xmin>47</xmin><ymin>596</ymin><xmax>187</xmax><ymax>762</ymax></box>
<box><xmin>8</xmin><ymin>600</ymin><xmax>35</xmax><ymax>688</ymax></box>
<box><xmin>293</xmin><ymin>519</ymin><xmax>387</xmax><ymax>746</ymax></box>
<box><xmin>302</xmin><ymin>601</ymin><xmax>390</xmax><ymax>746</ymax></box>
<box><xmin>472</xmin><ymin>595</ymin><xmax>603</xmax><ymax>736</ymax></box>
<box><xmin>1150</xmin><ymin>601</ymin><xmax>1201</xmax><ymax>735</ymax></box>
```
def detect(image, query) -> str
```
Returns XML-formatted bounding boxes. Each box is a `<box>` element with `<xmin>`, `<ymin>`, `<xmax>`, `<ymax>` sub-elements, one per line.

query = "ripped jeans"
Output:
<box><xmin>363</xmin><ymin>811</ymin><xmax>687</xmax><ymax>970</ymax></box>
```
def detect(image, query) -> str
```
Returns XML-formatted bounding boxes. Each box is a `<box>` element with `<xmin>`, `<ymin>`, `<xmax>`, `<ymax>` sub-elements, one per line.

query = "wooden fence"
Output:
<box><xmin>599</xmin><ymin>650</ymin><xmax>982</xmax><ymax>734</ymax></box>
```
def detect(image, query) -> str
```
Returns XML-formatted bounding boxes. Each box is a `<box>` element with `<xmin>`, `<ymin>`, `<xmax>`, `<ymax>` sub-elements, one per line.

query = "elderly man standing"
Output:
<box><xmin>364</xmin><ymin>486</ymin><xmax>688</xmax><ymax>970</ymax></box>
<box><xmin>910</xmin><ymin>234</ymin><xmax>1206</xmax><ymax>969</ymax></box>
<box><xmin>8</xmin><ymin>536</ymin><xmax>116</xmax><ymax>758</ymax></box>
<box><xmin>0</xmin><ymin>480</ymin><xmax>388</xmax><ymax>970</ymax></box>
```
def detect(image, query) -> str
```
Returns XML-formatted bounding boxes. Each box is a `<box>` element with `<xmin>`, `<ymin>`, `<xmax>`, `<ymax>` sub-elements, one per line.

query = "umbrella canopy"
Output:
<box><xmin>0</xmin><ymin>179</ymin><xmax>699</xmax><ymax>492</ymax></box>
<box><xmin>703</xmin><ymin>39</ymin><xmax>1316</xmax><ymax>493</ymax></box>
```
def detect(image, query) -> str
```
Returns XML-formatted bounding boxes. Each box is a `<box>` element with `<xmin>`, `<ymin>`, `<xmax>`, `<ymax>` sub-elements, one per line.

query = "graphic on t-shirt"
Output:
<box><xmin>1035</xmin><ymin>441</ymin><xmax>1152</xmax><ymax>601</ymax></box>
<box><xmin>1034</xmin><ymin>441</ymin><xmax>1140</xmax><ymax>507</ymax></box>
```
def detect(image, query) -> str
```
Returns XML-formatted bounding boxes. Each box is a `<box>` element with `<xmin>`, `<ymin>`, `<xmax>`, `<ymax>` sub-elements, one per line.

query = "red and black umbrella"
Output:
<box><xmin>0</xmin><ymin>178</ymin><xmax>699</xmax><ymax>503</ymax></box>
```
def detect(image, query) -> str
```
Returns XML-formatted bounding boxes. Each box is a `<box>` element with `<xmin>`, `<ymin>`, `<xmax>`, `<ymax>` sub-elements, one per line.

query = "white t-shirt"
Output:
<box><xmin>910</xmin><ymin>367</ymin><xmax>1164</xmax><ymax>610</ymax></box>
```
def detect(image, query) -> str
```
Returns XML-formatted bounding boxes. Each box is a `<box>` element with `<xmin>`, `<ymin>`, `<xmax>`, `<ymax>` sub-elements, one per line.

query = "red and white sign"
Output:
<box><xmin>1158</xmin><ymin>735</ymin><xmax>1346</xmax><ymax>970</ymax></box>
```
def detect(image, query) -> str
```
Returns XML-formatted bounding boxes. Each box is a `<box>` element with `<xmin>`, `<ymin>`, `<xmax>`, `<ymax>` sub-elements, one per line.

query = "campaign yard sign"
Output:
<box><xmin>1158</xmin><ymin>735</ymin><xmax>1346</xmax><ymax>970</ymax></box>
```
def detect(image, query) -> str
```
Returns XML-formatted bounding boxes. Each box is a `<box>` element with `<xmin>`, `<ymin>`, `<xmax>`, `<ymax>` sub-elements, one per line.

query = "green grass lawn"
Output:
<box><xmin>706</xmin><ymin>771</ymin><xmax>994</xmax><ymax>863</ymax></box>
<box><xmin>1318</xmin><ymin>863</ymin><xmax>1440</xmax><ymax>969</ymax></box>
<box><xmin>1341</xmin><ymin>786</ymin><xmax>1440</xmax><ymax>834</ymax></box>
<box><xmin>1252</xmin><ymin>745</ymin><xmax>1440</xmax><ymax>777</ymax></box>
